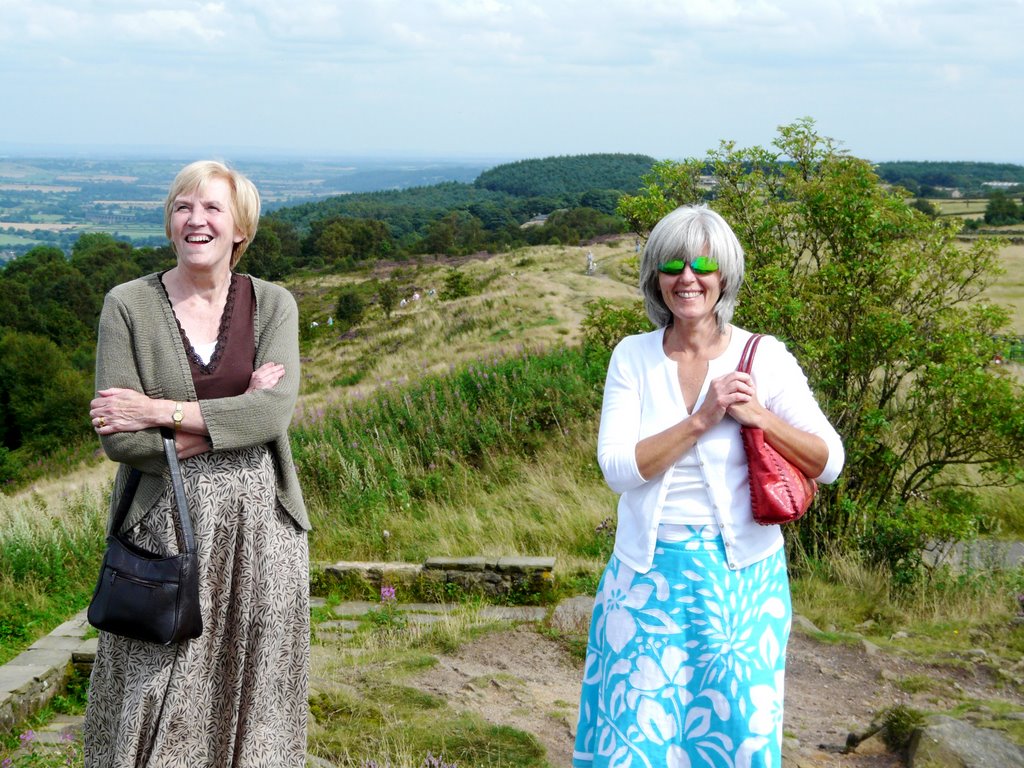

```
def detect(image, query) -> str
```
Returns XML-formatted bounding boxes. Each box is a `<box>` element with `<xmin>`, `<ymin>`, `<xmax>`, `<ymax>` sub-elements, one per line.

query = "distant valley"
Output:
<box><xmin>0</xmin><ymin>156</ymin><xmax>494</xmax><ymax>261</ymax></box>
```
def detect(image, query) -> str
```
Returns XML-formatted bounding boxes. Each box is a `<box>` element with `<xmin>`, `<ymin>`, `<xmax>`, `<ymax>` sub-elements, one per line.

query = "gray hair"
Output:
<box><xmin>639</xmin><ymin>204</ymin><xmax>745</xmax><ymax>332</ymax></box>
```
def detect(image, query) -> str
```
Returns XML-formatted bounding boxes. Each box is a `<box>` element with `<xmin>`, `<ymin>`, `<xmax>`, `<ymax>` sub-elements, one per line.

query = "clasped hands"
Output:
<box><xmin>699</xmin><ymin>370</ymin><xmax>764</xmax><ymax>428</ymax></box>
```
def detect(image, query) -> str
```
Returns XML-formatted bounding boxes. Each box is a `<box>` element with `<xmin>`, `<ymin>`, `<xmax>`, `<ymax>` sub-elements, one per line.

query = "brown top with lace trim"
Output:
<box><xmin>161</xmin><ymin>272</ymin><xmax>256</xmax><ymax>399</ymax></box>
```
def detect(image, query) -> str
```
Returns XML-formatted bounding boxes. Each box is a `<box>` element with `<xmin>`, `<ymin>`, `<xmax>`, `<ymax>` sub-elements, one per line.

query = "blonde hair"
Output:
<box><xmin>164</xmin><ymin>160</ymin><xmax>260</xmax><ymax>268</ymax></box>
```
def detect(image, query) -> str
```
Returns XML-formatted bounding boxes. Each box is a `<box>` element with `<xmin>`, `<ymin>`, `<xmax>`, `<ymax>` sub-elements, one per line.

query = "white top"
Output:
<box><xmin>192</xmin><ymin>340</ymin><xmax>217</xmax><ymax>365</ymax></box>
<box><xmin>659</xmin><ymin>451</ymin><xmax>717</xmax><ymax>525</ymax></box>
<box><xmin>597</xmin><ymin>326</ymin><xmax>844</xmax><ymax>574</ymax></box>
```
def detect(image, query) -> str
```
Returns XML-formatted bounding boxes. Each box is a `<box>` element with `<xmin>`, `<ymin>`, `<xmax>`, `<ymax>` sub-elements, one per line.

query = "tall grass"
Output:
<box><xmin>978</xmin><ymin>484</ymin><xmax>1024</xmax><ymax>537</ymax></box>
<box><xmin>791</xmin><ymin>548</ymin><xmax>1024</xmax><ymax>661</ymax></box>
<box><xmin>292</xmin><ymin>345</ymin><xmax>613</xmax><ymax>565</ymax></box>
<box><xmin>0</xmin><ymin>489</ymin><xmax>107</xmax><ymax>664</ymax></box>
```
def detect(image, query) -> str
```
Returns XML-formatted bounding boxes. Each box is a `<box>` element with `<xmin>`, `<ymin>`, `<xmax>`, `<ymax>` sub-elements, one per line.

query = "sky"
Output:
<box><xmin>1</xmin><ymin>0</ymin><xmax>1022</xmax><ymax>164</ymax></box>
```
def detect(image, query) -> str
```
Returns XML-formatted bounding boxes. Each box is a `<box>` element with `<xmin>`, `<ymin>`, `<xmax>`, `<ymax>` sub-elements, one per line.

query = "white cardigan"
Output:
<box><xmin>597</xmin><ymin>326</ymin><xmax>844</xmax><ymax>574</ymax></box>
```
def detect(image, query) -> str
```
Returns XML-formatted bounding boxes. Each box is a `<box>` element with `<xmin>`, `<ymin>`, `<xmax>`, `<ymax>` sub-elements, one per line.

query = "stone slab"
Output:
<box><xmin>494</xmin><ymin>556</ymin><xmax>556</xmax><ymax>573</ymax></box>
<box><xmin>405</xmin><ymin>612</ymin><xmax>448</xmax><ymax>626</ymax></box>
<box><xmin>30</xmin><ymin>635</ymin><xmax>86</xmax><ymax>652</ymax></box>
<box><xmin>550</xmin><ymin>595</ymin><xmax>596</xmax><ymax>634</ymax></box>
<box><xmin>331</xmin><ymin>601</ymin><xmax>378</xmax><ymax>617</ymax></box>
<box><xmin>73</xmin><ymin>638</ymin><xmax>98</xmax><ymax>664</ymax></box>
<box><xmin>367</xmin><ymin>563</ymin><xmax>423</xmax><ymax>577</ymax></box>
<box><xmin>7</xmin><ymin>649</ymin><xmax>72</xmax><ymax>674</ymax></box>
<box><xmin>399</xmin><ymin>603</ymin><xmax>457</xmax><ymax>614</ymax></box>
<box><xmin>0</xmin><ymin>666</ymin><xmax>44</xmax><ymax>695</ymax></box>
<box><xmin>325</xmin><ymin>560</ymin><xmax>403</xmax><ymax>570</ymax></box>
<box><xmin>423</xmin><ymin>556</ymin><xmax>488</xmax><ymax>571</ymax></box>
<box><xmin>48</xmin><ymin>613</ymin><xmax>91</xmax><ymax>638</ymax></box>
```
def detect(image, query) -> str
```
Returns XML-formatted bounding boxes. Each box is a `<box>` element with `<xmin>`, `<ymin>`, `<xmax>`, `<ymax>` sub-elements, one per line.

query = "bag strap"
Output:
<box><xmin>161</xmin><ymin>427</ymin><xmax>197</xmax><ymax>554</ymax></box>
<box><xmin>108</xmin><ymin>428</ymin><xmax>196</xmax><ymax>555</ymax></box>
<box><xmin>737</xmin><ymin>333</ymin><xmax>763</xmax><ymax>375</ymax></box>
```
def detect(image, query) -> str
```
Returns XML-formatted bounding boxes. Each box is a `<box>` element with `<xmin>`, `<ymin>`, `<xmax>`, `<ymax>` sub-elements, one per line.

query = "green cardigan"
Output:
<box><xmin>96</xmin><ymin>272</ymin><xmax>309</xmax><ymax>533</ymax></box>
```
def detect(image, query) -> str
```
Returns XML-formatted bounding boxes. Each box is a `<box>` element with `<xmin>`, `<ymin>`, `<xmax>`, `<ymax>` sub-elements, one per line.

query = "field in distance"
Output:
<box><xmin>0</xmin><ymin>156</ymin><xmax>493</xmax><ymax>256</ymax></box>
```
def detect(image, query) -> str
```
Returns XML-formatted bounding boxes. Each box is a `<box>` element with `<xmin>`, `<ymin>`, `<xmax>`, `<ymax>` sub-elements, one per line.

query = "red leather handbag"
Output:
<box><xmin>737</xmin><ymin>334</ymin><xmax>817</xmax><ymax>525</ymax></box>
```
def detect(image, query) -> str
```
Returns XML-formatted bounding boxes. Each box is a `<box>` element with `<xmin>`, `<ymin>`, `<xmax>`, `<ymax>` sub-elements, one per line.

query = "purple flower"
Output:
<box><xmin>20</xmin><ymin>729</ymin><xmax>35</xmax><ymax>746</ymax></box>
<box><xmin>380</xmin><ymin>585</ymin><xmax>397</xmax><ymax>603</ymax></box>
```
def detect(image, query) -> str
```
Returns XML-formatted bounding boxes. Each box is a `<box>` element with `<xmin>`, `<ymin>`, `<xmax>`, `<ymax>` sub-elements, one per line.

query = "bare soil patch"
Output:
<box><xmin>405</xmin><ymin>621</ymin><xmax>1023</xmax><ymax>768</ymax></box>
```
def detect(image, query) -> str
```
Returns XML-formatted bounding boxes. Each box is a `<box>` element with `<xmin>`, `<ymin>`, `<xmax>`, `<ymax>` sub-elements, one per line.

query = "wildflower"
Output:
<box><xmin>3</xmin><ymin>757</ymin><xmax>14</xmax><ymax>768</ymax></box>
<box><xmin>381</xmin><ymin>585</ymin><xmax>397</xmax><ymax>603</ymax></box>
<box><xmin>19</xmin><ymin>730</ymin><xmax>35</xmax><ymax>747</ymax></box>
<box><xmin>421</xmin><ymin>752</ymin><xmax>458</xmax><ymax>768</ymax></box>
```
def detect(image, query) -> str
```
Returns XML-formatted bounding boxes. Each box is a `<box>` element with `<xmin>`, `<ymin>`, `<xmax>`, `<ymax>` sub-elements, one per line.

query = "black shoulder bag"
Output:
<box><xmin>87</xmin><ymin>428</ymin><xmax>203</xmax><ymax>644</ymax></box>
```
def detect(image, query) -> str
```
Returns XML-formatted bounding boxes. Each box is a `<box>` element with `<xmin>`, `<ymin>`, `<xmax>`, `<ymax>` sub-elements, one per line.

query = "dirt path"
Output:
<box><xmin>405</xmin><ymin>620</ymin><xmax>1018</xmax><ymax>768</ymax></box>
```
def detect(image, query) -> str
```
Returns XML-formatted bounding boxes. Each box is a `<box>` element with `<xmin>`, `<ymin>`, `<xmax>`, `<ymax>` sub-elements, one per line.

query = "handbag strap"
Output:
<box><xmin>161</xmin><ymin>427</ymin><xmax>197</xmax><ymax>554</ymax></box>
<box><xmin>109</xmin><ymin>427</ymin><xmax>196</xmax><ymax>555</ymax></box>
<box><xmin>737</xmin><ymin>333</ymin><xmax>763</xmax><ymax>375</ymax></box>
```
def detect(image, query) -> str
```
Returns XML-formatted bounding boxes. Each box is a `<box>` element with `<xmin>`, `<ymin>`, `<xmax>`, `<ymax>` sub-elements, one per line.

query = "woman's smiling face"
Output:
<box><xmin>169</xmin><ymin>176</ymin><xmax>243</xmax><ymax>272</ymax></box>
<box><xmin>658</xmin><ymin>257</ymin><xmax>722</xmax><ymax>326</ymax></box>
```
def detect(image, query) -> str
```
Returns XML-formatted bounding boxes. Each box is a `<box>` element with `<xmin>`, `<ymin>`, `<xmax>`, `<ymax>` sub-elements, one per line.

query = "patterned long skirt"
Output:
<box><xmin>84</xmin><ymin>445</ymin><xmax>309</xmax><ymax>768</ymax></box>
<box><xmin>573</xmin><ymin>525</ymin><xmax>791</xmax><ymax>768</ymax></box>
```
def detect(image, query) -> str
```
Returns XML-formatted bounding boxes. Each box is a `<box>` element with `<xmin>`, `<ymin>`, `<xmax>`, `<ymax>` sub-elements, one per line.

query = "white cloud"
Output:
<box><xmin>108</xmin><ymin>5</ymin><xmax>233</xmax><ymax>44</ymax></box>
<box><xmin>436</xmin><ymin>0</ymin><xmax>515</xmax><ymax>23</ymax></box>
<box><xmin>0</xmin><ymin>0</ymin><xmax>1021</xmax><ymax>160</ymax></box>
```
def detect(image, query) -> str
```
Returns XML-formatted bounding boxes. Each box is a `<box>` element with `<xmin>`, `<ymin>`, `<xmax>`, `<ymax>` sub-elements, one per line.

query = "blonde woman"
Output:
<box><xmin>85</xmin><ymin>161</ymin><xmax>309</xmax><ymax>767</ymax></box>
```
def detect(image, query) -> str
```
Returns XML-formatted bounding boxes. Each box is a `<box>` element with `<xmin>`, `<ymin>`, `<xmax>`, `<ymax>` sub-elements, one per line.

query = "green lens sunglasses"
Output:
<box><xmin>658</xmin><ymin>256</ymin><xmax>719</xmax><ymax>276</ymax></box>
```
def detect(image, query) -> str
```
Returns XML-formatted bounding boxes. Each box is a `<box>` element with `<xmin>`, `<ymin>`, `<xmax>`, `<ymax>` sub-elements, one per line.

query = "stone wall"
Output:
<box><xmin>317</xmin><ymin>556</ymin><xmax>556</xmax><ymax>600</ymax></box>
<box><xmin>0</xmin><ymin>613</ymin><xmax>95</xmax><ymax>736</ymax></box>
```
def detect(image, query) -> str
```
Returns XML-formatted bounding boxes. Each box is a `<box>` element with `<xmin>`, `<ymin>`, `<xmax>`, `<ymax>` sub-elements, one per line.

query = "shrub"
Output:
<box><xmin>579</xmin><ymin>298</ymin><xmax>651</xmax><ymax>356</ymax></box>
<box><xmin>441</xmin><ymin>269</ymin><xmax>474</xmax><ymax>300</ymax></box>
<box><xmin>617</xmin><ymin>118</ymin><xmax>1024</xmax><ymax>562</ymax></box>
<box><xmin>335</xmin><ymin>289</ymin><xmax>365</xmax><ymax>330</ymax></box>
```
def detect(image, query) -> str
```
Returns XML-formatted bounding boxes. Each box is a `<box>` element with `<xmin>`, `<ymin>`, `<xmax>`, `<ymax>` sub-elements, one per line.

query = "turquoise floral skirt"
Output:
<box><xmin>573</xmin><ymin>525</ymin><xmax>791</xmax><ymax>768</ymax></box>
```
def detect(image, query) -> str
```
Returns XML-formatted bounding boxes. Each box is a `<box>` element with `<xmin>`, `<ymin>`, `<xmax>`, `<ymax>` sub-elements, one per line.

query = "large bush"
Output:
<box><xmin>617</xmin><ymin>119</ymin><xmax>1024</xmax><ymax>563</ymax></box>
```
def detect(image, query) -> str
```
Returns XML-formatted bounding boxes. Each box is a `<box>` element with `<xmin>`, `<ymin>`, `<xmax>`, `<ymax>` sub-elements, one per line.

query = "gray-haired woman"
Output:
<box><xmin>84</xmin><ymin>161</ymin><xmax>309</xmax><ymax>767</ymax></box>
<box><xmin>573</xmin><ymin>204</ymin><xmax>844</xmax><ymax>767</ymax></box>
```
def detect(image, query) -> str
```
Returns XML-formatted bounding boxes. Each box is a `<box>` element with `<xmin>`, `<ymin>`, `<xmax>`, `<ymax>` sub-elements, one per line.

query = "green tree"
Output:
<box><xmin>910</xmin><ymin>198</ymin><xmax>939</xmax><ymax>218</ymax></box>
<box><xmin>984</xmin><ymin>191</ymin><xmax>1023</xmax><ymax>226</ymax></box>
<box><xmin>69</xmin><ymin>233</ymin><xmax>139</xmax><ymax>296</ymax></box>
<box><xmin>579</xmin><ymin>188</ymin><xmax>624</xmax><ymax>215</ymax></box>
<box><xmin>378</xmin><ymin>280</ymin><xmax>398</xmax><ymax>319</ymax></box>
<box><xmin>441</xmin><ymin>268</ymin><xmax>474</xmax><ymax>300</ymax></box>
<box><xmin>0</xmin><ymin>330</ymin><xmax>91</xmax><ymax>452</ymax></box>
<box><xmin>241</xmin><ymin>217</ymin><xmax>301</xmax><ymax>278</ymax></box>
<box><xmin>302</xmin><ymin>216</ymin><xmax>394</xmax><ymax>270</ymax></box>
<box><xmin>133</xmin><ymin>244</ymin><xmax>177</xmax><ymax>275</ymax></box>
<box><xmin>618</xmin><ymin>118</ymin><xmax>1024</xmax><ymax>561</ymax></box>
<box><xmin>416</xmin><ymin>211</ymin><xmax>485</xmax><ymax>256</ymax></box>
<box><xmin>2</xmin><ymin>245</ymin><xmax>98</xmax><ymax>351</ymax></box>
<box><xmin>524</xmin><ymin>206</ymin><xmax>625</xmax><ymax>246</ymax></box>
<box><xmin>335</xmin><ymin>289</ymin><xmax>365</xmax><ymax>330</ymax></box>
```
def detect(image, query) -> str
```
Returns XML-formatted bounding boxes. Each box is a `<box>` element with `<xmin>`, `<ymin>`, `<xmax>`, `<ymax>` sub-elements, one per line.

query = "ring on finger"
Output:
<box><xmin>98</xmin><ymin>417</ymin><xmax>105</xmax><ymax>428</ymax></box>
